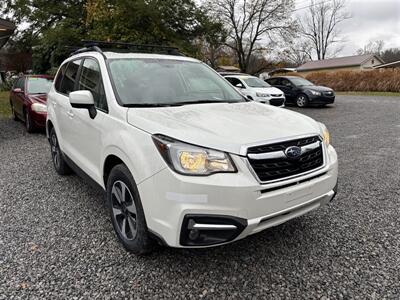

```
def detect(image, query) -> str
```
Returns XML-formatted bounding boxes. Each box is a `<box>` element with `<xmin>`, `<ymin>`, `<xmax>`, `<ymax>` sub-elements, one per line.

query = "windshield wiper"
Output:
<box><xmin>123</xmin><ymin>100</ymin><xmax>243</xmax><ymax>108</ymax></box>
<box><xmin>123</xmin><ymin>103</ymin><xmax>177</xmax><ymax>107</ymax></box>
<box><xmin>168</xmin><ymin>100</ymin><xmax>242</xmax><ymax>106</ymax></box>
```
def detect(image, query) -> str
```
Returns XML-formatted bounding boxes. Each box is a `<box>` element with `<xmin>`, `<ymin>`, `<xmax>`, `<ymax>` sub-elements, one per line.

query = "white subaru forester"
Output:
<box><xmin>47</xmin><ymin>43</ymin><xmax>338</xmax><ymax>254</ymax></box>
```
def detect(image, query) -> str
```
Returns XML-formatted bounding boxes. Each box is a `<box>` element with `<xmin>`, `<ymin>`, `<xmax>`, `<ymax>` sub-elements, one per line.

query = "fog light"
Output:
<box><xmin>180</xmin><ymin>215</ymin><xmax>247</xmax><ymax>246</ymax></box>
<box><xmin>188</xmin><ymin>229</ymin><xmax>200</xmax><ymax>240</ymax></box>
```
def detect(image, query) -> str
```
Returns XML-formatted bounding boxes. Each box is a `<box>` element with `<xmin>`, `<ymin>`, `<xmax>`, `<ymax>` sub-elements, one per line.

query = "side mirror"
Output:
<box><xmin>69</xmin><ymin>90</ymin><xmax>97</xmax><ymax>119</ymax></box>
<box><xmin>13</xmin><ymin>88</ymin><xmax>22</xmax><ymax>93</ymax></box>
<box><xmin>235</xmin><ymin>83</ymin><xmax>244</xmax><ymax>89</ymax></box>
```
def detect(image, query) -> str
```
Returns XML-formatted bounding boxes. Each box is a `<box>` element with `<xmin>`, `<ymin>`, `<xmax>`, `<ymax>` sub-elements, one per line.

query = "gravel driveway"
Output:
<box><xmin>0</xmin><ymin>95</ymin><xmax>399</xmax><ymax>299</ymax></box>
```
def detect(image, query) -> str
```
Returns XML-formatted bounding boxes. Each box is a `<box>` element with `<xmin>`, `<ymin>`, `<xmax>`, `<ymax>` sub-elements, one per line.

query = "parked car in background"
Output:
<box><xmin>265</xmin><ymin>76</ymin><xmax>335</xmax><ymax>107</ymax></box>
<box><xmin>223</xmin><ymin>74</ymin><xmax>285</xmax><ymax>107</ymax></box>
<box><xmin>46</xmin><ymin>41</ymin><xmax>338</xmax><ymax>254</ymax></box>
<box><xmin>10</xmin><ymin>75</ymin><xmax>53</xmax><ymax>132</ymax></box>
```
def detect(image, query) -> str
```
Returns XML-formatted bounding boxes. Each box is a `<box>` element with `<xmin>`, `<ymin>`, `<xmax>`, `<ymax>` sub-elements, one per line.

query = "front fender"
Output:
<box><xmin>101</xmin><ymin>126</ymin><xmax>167</xmax><ymax>188</ymax></box>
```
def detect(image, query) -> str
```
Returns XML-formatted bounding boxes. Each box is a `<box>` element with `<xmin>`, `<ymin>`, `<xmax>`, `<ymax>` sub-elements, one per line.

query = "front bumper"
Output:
<box><xmin>138</xmin><ymin>145</ymin><xmax>338</xmax><ymax>248</ymax></box>
<box><xmin>30</xmin><ymin>110</ymin><xmax>47</xmax><ymax>128</ymax></box>
<box><xmin>255</xmin><ymin>97</ymin><xmax>285</xmax><ymax>107</ymax></box>
<box><xmin>308</xmin><ymin>94</ymin><xmax>335</xmax><ymax>105</ymax></box>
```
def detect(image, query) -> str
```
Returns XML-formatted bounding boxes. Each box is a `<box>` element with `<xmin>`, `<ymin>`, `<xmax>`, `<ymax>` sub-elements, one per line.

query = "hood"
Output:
<box><xmin>304</xmin><ymin>85</ymin><xmax>333</xmax><ymax>92</ymax></box>
<box><xmin>28</xmin><ymin>94</ymin><xmax>48</xmax><ymax>104</ymax></box>
<box><xmin>251</xmin><ymin>87</ymin><xmax>284</xmax><ymax>95</ymax></box>
<box><xmin>127</xmin><ymin>102</ymin><xmax>321</xmax><ymax>155</ymax></box>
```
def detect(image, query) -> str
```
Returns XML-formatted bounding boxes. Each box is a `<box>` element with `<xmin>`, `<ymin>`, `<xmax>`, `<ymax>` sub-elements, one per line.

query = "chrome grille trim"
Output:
<box><xmin>242</xmin><ymin>134</ymin><xmax>327</xmax><ymax>184</ymax></box>
<box><xmin>248</xmin><ymin>141</ymin><xmax>321</xmax><ymax>160</ymax></box>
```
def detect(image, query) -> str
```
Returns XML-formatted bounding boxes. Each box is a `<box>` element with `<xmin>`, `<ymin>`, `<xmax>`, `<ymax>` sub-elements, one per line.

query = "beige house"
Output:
<box><xmin>297</xmin><ymin>54</ymin><xmax>385</xmax><ymax>75</ymax></box>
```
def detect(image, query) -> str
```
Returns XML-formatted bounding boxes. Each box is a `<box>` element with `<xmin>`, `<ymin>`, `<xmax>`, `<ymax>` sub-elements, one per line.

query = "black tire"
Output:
<box><xmin>107</xmin><ymin>164</ymin><xmax>155</xmax><ymax>254</ymax></box>
<box><xmin>25</xmin><ymin>110</ymin><xmax>35</xmax><ymax>133</ymax></box>
<box><xmin>10</xmin><ymin>103</ymin><xmax>18</xmax><ymax>121</ymax></box>
<box><xmin>49</xmin><ymin>128</ymin><xmax>72</xmax><ymax>175</ymax></box>
<box><xmin>296</xmin><ymin>94</ymin><xmax>309</xmax><ymax>108</ymax></box>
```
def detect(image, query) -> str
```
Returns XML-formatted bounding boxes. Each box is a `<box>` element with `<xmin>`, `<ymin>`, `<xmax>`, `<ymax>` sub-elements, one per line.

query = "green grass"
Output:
<box><xmin>0</xmin><ymin>91</ymin><xmax>11</xmax><ymax>119</ymax></box>
<box><xmin>336</xmin><ymin>91</ymin><xmax>400</xmax><ymax>97</ymax></box>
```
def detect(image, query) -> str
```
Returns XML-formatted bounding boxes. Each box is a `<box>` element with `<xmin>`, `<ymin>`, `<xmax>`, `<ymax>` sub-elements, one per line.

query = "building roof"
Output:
<box><xmin>217</xmin><ymin>65</ymin><xmax>241</xmax><ymax>72</ymax></box>
<box><xmin>0</xmin><ymin>18</ymin><xmax>16</xmax><ymax>49</ymax></box>
<box><xmin>374</xmin><ymin>60</ymin><xmax>400</xmax><ymax>69</ymax></box>
<box><xmin>297</xmin><ymin>54</ymin><xmax>384</xmax><ymax>71</ymax></box>
<box><xmin>268</xmin><ymin>68</ymin><xmax>297</xmax><ymax>76</ymax></box>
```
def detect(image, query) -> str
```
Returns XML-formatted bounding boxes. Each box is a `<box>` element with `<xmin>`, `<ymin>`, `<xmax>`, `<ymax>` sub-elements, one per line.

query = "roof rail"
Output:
<box><xmin>70</xmin><ymin>45</ymin><xmax>106</xmax><ymax>59</ymax></box>
<box><xmin>70</xmin><ymin>40</ymin><xmax>183</xmax><ymax>58</ymax></box>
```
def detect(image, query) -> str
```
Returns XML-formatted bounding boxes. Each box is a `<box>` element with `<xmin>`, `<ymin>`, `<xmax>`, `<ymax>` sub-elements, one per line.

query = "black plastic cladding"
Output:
<box><xmin>180</xmin><ymin>215</ymin><xmax>247</xmax><ymax>246</ymax></box>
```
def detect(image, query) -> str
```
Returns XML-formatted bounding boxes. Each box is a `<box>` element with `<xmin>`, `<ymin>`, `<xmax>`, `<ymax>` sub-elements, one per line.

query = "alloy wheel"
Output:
<box><xmin>297</xmin><ymin>95</ymin><xmax>307</xmax><ymax>107</ymax></box>
<box><xmin>50</xmin><ymin>132</ymin><xmax>61</xmax><ymax>169</ymax></box>
<box><xmin>111</xmin><ymin>180</ymin><xmax>138</xmax><ymax>240</ymax></box>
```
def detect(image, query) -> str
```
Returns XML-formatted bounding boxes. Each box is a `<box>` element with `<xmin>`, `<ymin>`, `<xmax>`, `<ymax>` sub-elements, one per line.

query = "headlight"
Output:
<box><xmin>256</xmin><ymin>92</ymin><xmax>270</xmax><ymax>97</ymax></box>
<box><xmin>319</xmin><ymin>123</ymin><xmax>330</xmax><ymax>146</ymax></box>
<box><xmin>152</xmin><ymin>135</ymin><xmax>236</xmax><ymax>175</ymax></box>
<box><xmin>310</xmin><ymin>90</ymin><xmax>322</xmax><ymax>96</ymax></box>
<box><xmin>31</xmin><ymin>103</ymin><xmax>47</xmax><ymax>112</ymax></box>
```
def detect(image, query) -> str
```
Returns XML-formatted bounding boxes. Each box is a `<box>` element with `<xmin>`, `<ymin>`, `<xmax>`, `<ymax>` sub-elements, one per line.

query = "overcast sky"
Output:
<box><xmin>295</xmin><ymin>0</ymin><xmax>400</xmax><ymax>56</ymax></box>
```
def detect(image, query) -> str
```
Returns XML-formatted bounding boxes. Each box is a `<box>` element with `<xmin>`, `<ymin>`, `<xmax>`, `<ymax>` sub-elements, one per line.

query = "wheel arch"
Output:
<box><xmin>297</xmin><ymin>92</ymin><xmax>309</xmax><ymax>99</ymax></box>
<box><xmin>46</xmin><ymin>119</ymin><xmax>54</xmax><ymax>139</ymax></box>
<box><xmin>103</xmin><ymin>154</ymin><xmax>127</xmax><ymax>188</ymax></box>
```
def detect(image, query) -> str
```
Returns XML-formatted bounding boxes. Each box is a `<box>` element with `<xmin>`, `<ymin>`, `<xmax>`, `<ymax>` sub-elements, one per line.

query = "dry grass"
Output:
<box><xmin>336</xmin><ymin>91</ymin><xmax>400</xmax><ymax>97</ymax></box>
<box><xmin>282</xmin><ymin>69</ymin><xmax>400</xmax><ymax>93</ymax></box>
<box><xmin>0</xmin><ymin>91</ymin><xmax>11</xmax><ymax>118</ymax></box>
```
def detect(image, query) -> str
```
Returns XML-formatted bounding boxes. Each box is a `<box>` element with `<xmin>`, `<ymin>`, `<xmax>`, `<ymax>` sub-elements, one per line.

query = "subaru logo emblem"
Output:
<box><xmin>284</xmin><ymin>146</ymin><xmax>302</xmax><ymax>159</ymax></box>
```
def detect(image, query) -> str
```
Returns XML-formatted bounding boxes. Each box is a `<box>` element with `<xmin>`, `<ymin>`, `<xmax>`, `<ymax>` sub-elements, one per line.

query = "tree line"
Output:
<box><xmin>1</xmin><ymin>0</ymin><xmax>398</xmax><ymax>75</ymax></box>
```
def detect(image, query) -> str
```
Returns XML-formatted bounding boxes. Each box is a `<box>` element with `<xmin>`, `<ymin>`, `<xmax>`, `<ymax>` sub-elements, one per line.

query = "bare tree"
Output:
<box><xmin>246</xmin><ymin>52</ymin><xmax>274</xmax><ymax>75</ymax></box>
<box><xmin>205</xmin><ymin>0</ymin><xmax>295</xmax><ymax>73</ymax></box>
<box><xmin>356</xmin><ymin>40</ymin><xmax>385</xmax><ymax>56</ymax></box>
<box><xmin>380</xmin><ymin>47</ymin><xmax>400</xmax><ymax>63</ymax></box>
<box><xmin>300</xmin><ymin>0</ymin><xmax>350</xmax><ymax>60</ymax></box>
<box><xmin>195</xmin><ymin>19</ymin><xmax>229</xmax><ymax>68</ymax></box>
<box><xmin>280</xmin><ymin>39</ymin><xmax>313</xmax><ymax>66</ymax></box>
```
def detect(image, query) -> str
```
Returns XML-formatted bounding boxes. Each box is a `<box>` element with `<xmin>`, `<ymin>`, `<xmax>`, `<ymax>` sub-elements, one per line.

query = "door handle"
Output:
<box><xmin>67</xmin><ymin>111</ymin><xmax>74</xmax><ymax>118</ymax></box>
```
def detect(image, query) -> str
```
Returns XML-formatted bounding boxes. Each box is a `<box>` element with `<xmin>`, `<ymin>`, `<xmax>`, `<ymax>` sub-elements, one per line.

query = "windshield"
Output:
<box><xmin>243</xmin><ymin>77</ymin><xmax>270</xmax><ymax>88</ymax></box>
<box><xmin>290</xmin><ymin>77</ymin><xmax>314</xmax><ymax>86</ymax></box>
<box><xmin>27</xmin><ymin>77</ymin><xmax>53</xmax><ymax>94</ymax></box>
<box><xmin>108</xmin><ymin>58</ymin><xmax>244</xmax><ymax>106</ymax></box>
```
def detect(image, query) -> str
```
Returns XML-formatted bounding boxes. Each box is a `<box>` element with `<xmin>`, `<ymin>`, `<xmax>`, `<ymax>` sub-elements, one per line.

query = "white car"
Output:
<box><xmin>223</xmin><ymin>74</ymin><xmax>286</xmax><ymax>106</ymax></box>
<box><xmin>47</xmin><ymin>43</ymin><xmax>338</xmax><ymax>254</ymax></box>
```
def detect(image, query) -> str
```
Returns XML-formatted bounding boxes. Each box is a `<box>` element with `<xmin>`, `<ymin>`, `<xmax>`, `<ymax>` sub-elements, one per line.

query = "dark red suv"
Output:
<box><xmin>10</xmin><ymin>75</ymin><xmax>53</xmax><ymax>132</ymax></box>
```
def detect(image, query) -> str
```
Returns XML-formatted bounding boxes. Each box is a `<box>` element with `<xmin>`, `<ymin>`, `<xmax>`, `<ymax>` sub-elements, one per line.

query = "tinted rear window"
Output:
<box><xmin>267</xmin><ymin>78</ymin><xmax>280</xmax><ymax>85</ymax></box>
<box><xmin>58</xmin><ymin>60</ymin><xmax>82</xmax><ymax>95</ymax></box>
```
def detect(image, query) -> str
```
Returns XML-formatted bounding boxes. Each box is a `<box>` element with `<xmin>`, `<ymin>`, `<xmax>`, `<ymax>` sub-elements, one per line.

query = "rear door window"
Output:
<box><xmin>281</xmin><ymin>79</ymin><xmax>292</xmax><ymax>87</ymax></box>
<box><xmin>59</xmin><ymin>59</ymin><xmax>82</xmax><ymax>95</ymax></box>
<box><xmin>77</xmin><ymin>58</ymin><xmax>108</xmax><ymax>112</ymax></box>
<box><xmin>267</xmin><ymin>78</ymin><xmax>280</xmax><ymax>86</ymax></box>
